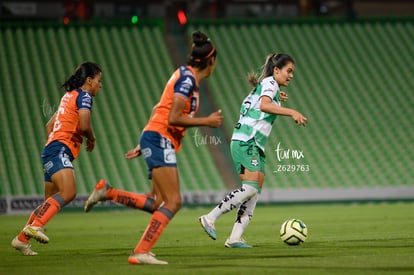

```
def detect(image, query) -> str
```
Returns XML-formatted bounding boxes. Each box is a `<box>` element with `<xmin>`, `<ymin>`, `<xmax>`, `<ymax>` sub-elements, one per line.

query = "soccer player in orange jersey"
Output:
<box><xmin>11</xmin><ymin>62</ymin><xmax>102</xmax><ymax>255</ymax></box>
<box><xmin>84</xmin><ymin>31</ymin><xmax>223</xmax><ymax>265</ymax></box>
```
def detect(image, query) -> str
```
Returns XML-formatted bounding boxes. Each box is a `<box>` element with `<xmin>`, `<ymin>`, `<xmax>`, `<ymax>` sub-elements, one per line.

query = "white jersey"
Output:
<box><xmin>232</xmin><ymin>76</ymin><xmax>280</xmax><ymax>152</ymax></box>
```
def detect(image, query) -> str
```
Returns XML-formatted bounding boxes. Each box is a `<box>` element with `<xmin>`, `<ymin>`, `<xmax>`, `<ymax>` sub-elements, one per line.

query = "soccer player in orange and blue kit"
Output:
<box><xmin>11</xmin><ymin>62</ymin><xmax>102</xmax><ymax>255</ymax></box>
<box><xmin>84</xmin><ymin>31</ymin><xmax>223</xmax><ymax>265</ymax></box>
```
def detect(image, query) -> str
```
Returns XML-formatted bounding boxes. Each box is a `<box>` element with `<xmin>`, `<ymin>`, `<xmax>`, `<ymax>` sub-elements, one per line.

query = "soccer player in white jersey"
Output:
<box><xmin>199</xmin><ymin>53</ymin><xmax>307</xmax><ymax>248</ymax></box>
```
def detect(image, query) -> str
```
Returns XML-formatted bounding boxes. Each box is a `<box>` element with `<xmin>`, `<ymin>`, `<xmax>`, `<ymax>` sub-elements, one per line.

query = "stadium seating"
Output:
<box><xmin>1</xmin><ymin>18</ymin><xmax>413</xmax><ymax>201</ymax></box>
<box><xmin>0</xmin><ymin>21</ymin><xmax>224</xmax><ymax>197</ymax></box>
<box><xmin>189</xmin><ymin>18</ymin><xmax>414</xmax><ymax>191</ymax></box>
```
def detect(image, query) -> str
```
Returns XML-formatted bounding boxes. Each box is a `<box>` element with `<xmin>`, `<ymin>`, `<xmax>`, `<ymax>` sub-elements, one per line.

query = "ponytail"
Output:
<box><xmin>187</xmin><ymin>31</ymin><xmax>217</xmax><ymax>69</ymax></box>
<box><xmin>61</xmin><ymin>61</ymin><xmax>102</xmax><ymax>91</ymax></box>
<box><xmin>247</xmin><ymin>53</ymin><xmax>295</xmax><ymax>86</ymax></box>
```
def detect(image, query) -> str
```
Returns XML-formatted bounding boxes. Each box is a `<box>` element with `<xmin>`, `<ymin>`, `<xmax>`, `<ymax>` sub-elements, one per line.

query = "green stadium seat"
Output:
<box><xmin>1</xmin><ymin>18</ymin><xmax>413</xmax><ymax>203</ymax></box>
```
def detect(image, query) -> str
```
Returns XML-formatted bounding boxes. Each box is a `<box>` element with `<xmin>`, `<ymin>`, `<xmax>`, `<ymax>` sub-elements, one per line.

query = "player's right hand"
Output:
<box><xmin>292</xmin><ymin>111</ymin><xmax>308</xmax><ymax>126</ymax></box>
<box><xmin>208</xmin><ymin>109</ymin><xmax>224</xmax><ymax>127</ymax></box>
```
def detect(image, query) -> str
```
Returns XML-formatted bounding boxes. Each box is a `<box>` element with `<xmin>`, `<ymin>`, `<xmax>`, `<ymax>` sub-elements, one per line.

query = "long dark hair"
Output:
<box><xmin>247</xmin><ymin>53</ymin><xmax>295</xmax><ymax>86</ymax></box>
<box><xmin>61</xmin><ymin>62</ymin><xmax>102</xmax><ymax>91</ymax></box>
<box><xmin>187</xmin><ymin>31</ymin><xmax>217</xmax><ymax>70</ymax></box>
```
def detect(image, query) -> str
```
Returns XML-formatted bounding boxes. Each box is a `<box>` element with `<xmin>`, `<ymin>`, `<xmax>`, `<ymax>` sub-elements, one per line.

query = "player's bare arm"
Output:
<box><xmin>259</xmin><ymin>96</ymin><xmax>307</xmax><ymax>125</ymax></box>
<box><xmin>79</xmin><ymin>109</ymin><xmax>96</xmax><ymax>151</ymax></box>
<box><xmin>45</xmin><ymin>111</ymin><xmax>57</xmax><ymax>137</ymax></box>
<box><xmin>169</xmin><ymin>96</ymin><xmax>223</xmax><ymax>128</ymax></box>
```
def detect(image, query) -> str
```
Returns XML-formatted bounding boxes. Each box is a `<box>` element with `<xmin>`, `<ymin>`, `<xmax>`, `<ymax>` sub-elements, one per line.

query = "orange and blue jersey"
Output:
<box><xmin>143</xmin><ymin>66</ymin><xmax>199</xmax><ymax>152</ymax></box>
<box><xmin>45</xmin><ymin>88</ymin><xmax>93</xmax><ymax>159</ymax></box>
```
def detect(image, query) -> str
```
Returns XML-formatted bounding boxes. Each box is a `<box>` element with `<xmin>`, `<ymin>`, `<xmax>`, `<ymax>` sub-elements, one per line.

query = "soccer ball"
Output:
<box><xmin>280</xmin><ymin>218</ymin><xmax>308</xmax><ymax>245</ymax></box>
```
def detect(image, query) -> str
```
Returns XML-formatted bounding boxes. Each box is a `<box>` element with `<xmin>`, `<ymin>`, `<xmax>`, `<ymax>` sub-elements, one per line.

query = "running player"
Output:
<box><xmin>84</xmin><ymin>31</ymin><xmax>223</xmax><ymax>265</ymax></box>
<box><xmin>11</xmin><ymin>62</ymin><xmax>102</xmax><ymax>255</ymax></box>
<box><xmin>199</xmin><ymin>53</ymin><xmax>307</xmax><ymax>248</ymax></box>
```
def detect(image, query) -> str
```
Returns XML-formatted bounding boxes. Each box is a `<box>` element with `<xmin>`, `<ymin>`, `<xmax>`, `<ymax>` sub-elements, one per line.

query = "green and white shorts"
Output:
<box><xmin>230</xmin><ymin>139</ymin><xmax>266</xmax><ymax>175</ymax></box>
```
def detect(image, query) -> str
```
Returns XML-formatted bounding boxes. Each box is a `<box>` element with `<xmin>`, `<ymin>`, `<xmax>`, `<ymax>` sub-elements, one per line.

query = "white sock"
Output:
<box><xmin>228</xmin><ymin>193</ymin><xmax>258</xmax><ymax>241</ymax></box>
<box><xmin>206</xmin><ymin>184</ymin><xmax>258</xmax><ymax>222</ymax></box>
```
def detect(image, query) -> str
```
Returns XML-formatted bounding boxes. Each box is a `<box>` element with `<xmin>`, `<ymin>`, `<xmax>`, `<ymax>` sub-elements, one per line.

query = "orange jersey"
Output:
<box><xmin>144</xmin><ymin>66</ymin><xmax>199</xmax><ymax>151</ymax></box>
<box><xmin>45</xmin><ymin>89</ymin><xmax>93</xmax><ymax>158</ymax></box>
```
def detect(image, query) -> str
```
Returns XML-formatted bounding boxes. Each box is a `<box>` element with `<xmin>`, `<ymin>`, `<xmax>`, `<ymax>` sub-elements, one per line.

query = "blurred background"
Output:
<box><xmin>1</xmin><ymin>0</ymin><xmax>413</xmax><ymax>214</ymax></box>
<box><xmin>2</xmin><ymin>0</ymin><xmax>414</xmax><ymax>22</ymax></box>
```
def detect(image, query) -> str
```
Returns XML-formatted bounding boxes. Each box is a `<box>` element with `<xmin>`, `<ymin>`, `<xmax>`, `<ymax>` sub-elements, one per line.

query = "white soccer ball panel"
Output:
<box><xmin>280</xmin><ymin>218</ymin><xmax>308</xmax><ymax>245</ymax></box>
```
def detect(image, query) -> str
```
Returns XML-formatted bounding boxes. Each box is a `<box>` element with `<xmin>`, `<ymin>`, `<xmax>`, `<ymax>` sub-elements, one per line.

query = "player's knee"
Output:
<box><xmin>63</xmin><ymin>192</ymin><xmax>76</xmax><ymax>204</ymax></box>
<box><xmin>163</xmin><ymin>194</ymin><xmax>182</xmax><ymax>213</ymax></box>
<box><xmin>172</xmin><ymin>197</ymin><xmax>182</xmax><ymax>212</ymax></box>
<box><xmin>241</xmin><ymin>183</ymin><xmax>259</xmax><ymax>198</ymax></box>
<box><xmin>59</xmin><ymin>188</ymin><xmax>77</xmax><ymax>204</ymax></box>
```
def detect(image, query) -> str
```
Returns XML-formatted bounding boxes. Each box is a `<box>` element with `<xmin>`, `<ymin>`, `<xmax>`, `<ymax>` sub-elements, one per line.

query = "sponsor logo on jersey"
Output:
<box><xmin>43</xmin><ymin>161</ymin><xmax>54</xmax><ymax>173</ymax></box>
<box><xmin>182</xmin><ymin>68</ymin><xmax>193</xmax><ymax>76</ymax></box>
<box><xmin>81</xmin><ymin>93</ymin><xmax>92</xmax><ymax>108</ymax></box>
<box><xmin>182</xmin><ymin>77</ymin><xmax>193</xmax><ymax>85</ymax></box>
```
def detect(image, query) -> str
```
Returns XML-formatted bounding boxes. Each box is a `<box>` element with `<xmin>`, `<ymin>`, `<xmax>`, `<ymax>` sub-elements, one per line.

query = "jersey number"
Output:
<box><xmin>241</xmin><ymin>101</ymin><xmax>251</xmax><ymax>116</ymax></box>
<box><xmin>53</xmin><ymin>107</ymin><xmax>65</xmax><ymax>132</ymax></box>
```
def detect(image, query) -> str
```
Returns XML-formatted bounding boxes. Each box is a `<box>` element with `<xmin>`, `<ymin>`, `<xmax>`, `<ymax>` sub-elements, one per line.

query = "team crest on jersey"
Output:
<box><xmin>251</xmin><ymin>156</ymin><xmax>259</xmax><ymax>166</ymax></box>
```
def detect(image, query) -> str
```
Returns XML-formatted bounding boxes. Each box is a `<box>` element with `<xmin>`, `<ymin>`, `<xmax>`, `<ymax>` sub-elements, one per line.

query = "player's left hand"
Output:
<box><xmin>280</xmin><ymin>91</ymin><xmax>289</xmax><ymax>102</ymax></box>
<box><xmin>86</xmin><ymin>138</ymin><xmax>95</xmax><ymax>152</ymax></box>
<box><xmin>125</xmin><ymin>145</ymin><xmax>141</xmax><ymax>159</ymax></box>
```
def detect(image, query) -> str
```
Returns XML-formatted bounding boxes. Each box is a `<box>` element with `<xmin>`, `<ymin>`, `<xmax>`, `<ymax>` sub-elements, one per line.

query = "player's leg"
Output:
<box><xmin>151</xmin><ymin>181</ymin><xmax>164</xmax><ymax>209</ymax></box>
<box><xmin>199</xmin><ymin>182</ymin><xmax>259</xmax><ymax>239</ymax></box>
<box><xmin>128</xmin><ymin>166</ymin><xmax>180</xmax><ymax>265</ymax></box>
<box><xmin>225</xmin><ymin>192</ymin><xmax>259</xmax><ymax>248</ymax></box>
<box><xmin>14</xmin><ymin>181</ymin><xmax>57</xmax><ymax>243</ymax></box>
<box><xmin>11</xmin><ymin>203</ymin><xmax>45</xmax><ymax>255</ymax></box>
<box><xmin>199</xmin><ymin>140</ymin><xmax>263</xmax><ymax>240</ymax></box>
<box><xmin>85</xmin><ymin>132</ymin><xmax>165</xmax><ymax>213</ymax></box>
<box><xmin>11</xmin><ymin>166</ymin><xmax>60</xmax><ymax>255</ymax></box>
<box><xmin>223</xmin><ymin>142</ymin><xmax>265</xmax><ymax>247</ymax></box>
<box><xmin>127</xmin><ymin>131</ymin><xmax>178</xmax><ymax>265</ymax></box>
<box><xmin>24</xmin><ymin>168</ymin><xmax>75</xmax><ymax>243</ymax></box>
<box><xmin>84</xmin><ymin>179</ymin><xmax>157</xmax><ymax>213</ymax></box>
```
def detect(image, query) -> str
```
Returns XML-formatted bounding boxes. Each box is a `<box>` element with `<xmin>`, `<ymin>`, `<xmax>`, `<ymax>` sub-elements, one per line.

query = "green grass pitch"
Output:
<box><xmin>1</xmin><ymin>202</ymin><xmax>414</xmax><ymax>275</ymax></box>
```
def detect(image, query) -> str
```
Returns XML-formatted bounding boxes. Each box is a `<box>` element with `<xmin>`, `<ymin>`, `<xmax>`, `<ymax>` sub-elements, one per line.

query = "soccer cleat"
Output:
<box><xmin>224</xmin><ymin>238</ymin><xmax>253</xmax><ymax>248</ymax></box>
<box><xmin>11</xmin><ymin>237</ymin><xmax>38</xmax><ymax>256</ymax></box>
<box><xmin>84</xmin><ymin>179</ymin><xmax>111</xmax><ymax>212</ymax></box>
<box><xmin>23</xmin><ymin>226</ymin><xmax>49</xmax><ymax>244</ymax></box>
<box><xmin>199</xmin><ymin>215</ymin><xmax>217</xmax><ymax>240</ymax></box>
<box><xmin>128</xmin><ymin>252</ymin><xmax>168</xmax><ymax>265</ymax></box>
